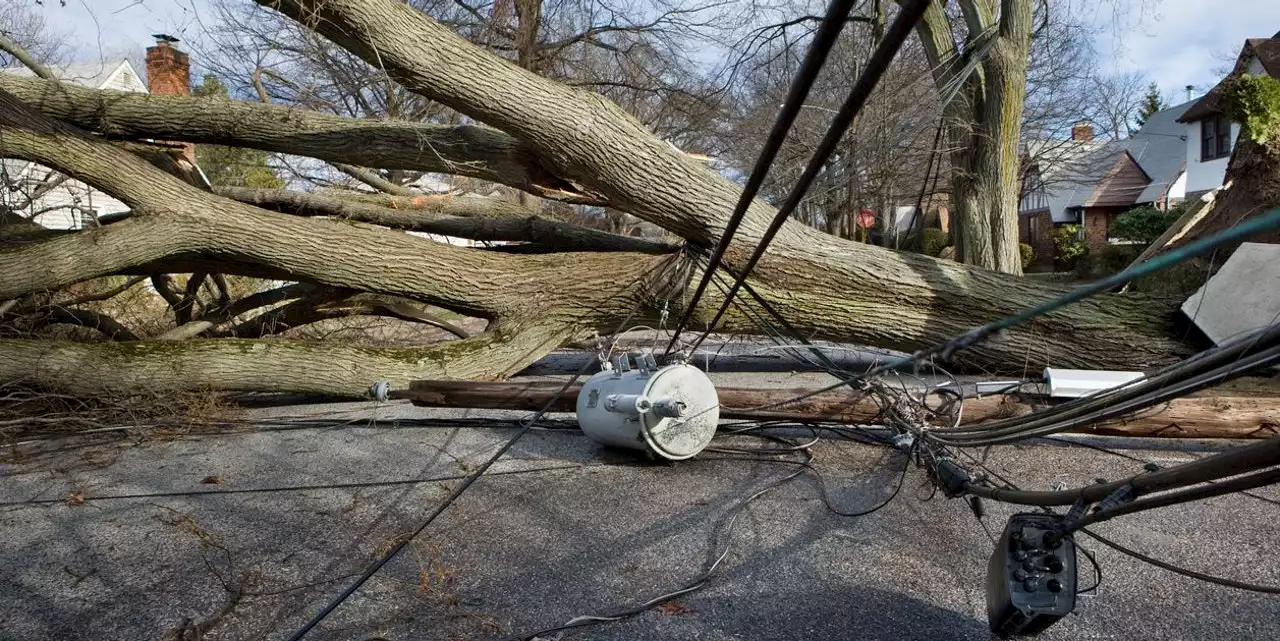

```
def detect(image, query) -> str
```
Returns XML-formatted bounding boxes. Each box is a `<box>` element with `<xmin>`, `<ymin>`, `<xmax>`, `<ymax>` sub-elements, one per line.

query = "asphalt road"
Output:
<box><xmin>1</xmin><ymin>373</ymin><xmax>1277</xmax><ymax>641</ymax></box>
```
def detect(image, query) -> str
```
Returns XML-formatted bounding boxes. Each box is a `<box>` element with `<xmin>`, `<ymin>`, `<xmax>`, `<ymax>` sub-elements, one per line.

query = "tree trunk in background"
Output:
<box><xmin>911</xmin><ymin>0</ymin><xmax>1032</xmax><ymax>275</ymax></box>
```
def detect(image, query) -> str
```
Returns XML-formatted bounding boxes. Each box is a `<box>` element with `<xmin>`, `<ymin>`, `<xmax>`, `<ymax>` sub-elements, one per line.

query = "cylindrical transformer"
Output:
<box><xmin>576</xmin><ymin>362</ymin><xmax>720</xmax><ymax>460</ymax></box>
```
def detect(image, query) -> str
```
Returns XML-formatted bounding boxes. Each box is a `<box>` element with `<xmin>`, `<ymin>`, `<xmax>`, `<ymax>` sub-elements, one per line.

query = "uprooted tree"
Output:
<box><xmin>1</xmin><ymin>0</ymin><xmax>1268</xmax><ymax>398</ymax></box>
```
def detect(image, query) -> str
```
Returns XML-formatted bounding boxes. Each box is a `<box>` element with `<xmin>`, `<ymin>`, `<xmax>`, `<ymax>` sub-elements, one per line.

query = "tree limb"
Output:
<box><xmin>213</xmin><ymin>186</ymin><xmax>678</xmax><ymax>253</ymax></box>
<box><xmin>0</xmin><ymin>321</ymin><xmax>576</xmax><ymax>396</ymax></box>
<box><xmin>0</xmin><ymin>31</ymin><xmax>57</xmax><ymax>80</ymax></box>
<box><xmin>0</xmin><ymin>73</ymin><xmax>605</xmax><ymax>205</ymax></box>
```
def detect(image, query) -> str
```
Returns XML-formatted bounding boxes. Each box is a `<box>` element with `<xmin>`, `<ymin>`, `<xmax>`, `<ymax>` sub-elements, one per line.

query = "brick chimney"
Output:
<box><xmin>1070</xmin><ymin>121</ymin><xmax>1095</xmax><ymax>142</ymax></box>
<box><xmin>145</xmin><ymin>34</ymin><xmax>194</xmax><ymax>163</ymax></box>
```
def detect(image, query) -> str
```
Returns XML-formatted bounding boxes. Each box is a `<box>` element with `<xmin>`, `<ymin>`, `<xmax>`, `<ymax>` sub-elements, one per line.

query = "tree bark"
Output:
<box><xmin>0</xmin><ymin>0</ymin><xmax>1204</xmax><ymax>401</ymax></box>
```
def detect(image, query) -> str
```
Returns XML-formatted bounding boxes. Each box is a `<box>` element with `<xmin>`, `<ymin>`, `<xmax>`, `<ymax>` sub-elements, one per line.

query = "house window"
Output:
<box><xmin>1200</xmin><ymin>115</ymin><xmax>1232</xmax><ymax>161</ymax></box>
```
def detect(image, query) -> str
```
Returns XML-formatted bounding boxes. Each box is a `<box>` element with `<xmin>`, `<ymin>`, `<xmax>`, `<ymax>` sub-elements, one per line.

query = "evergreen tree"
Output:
<box><xmin>1134</xmin><ymin>82</ymin><xmax>1166</xmax><ymax>129</ymax></box>
<box><xmin>192</xmin><ymin>75</ymin><xmax>286</xmax><ymax>189</ymax></box>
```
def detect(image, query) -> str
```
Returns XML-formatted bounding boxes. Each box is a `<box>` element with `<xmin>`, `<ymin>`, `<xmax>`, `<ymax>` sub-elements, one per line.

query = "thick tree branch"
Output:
<box><xmin>214</xmin><ymin>186</ymin><xmax>677</xmax><ymax>253</ymax></box>
<box><xmin>0</xmin><ymin>88</ymin><xmax>663</xmax><ymax>327</ymax></box>
<box><xmin>0</xmin><ymin>73</ymin><xmax>605</xmax><ymax>205</ymax></box>
<box><xmin>0</xmin><ymin>321</ymin><xmax>575</xmax><ymax>396</ymax></box>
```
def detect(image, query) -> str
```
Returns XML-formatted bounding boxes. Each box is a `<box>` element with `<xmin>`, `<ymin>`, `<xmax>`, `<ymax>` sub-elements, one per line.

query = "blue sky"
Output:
<box><xmin>32</xmin><ymin>0</ymin><xmax>1280</xmax><ymax>102</ymax></box>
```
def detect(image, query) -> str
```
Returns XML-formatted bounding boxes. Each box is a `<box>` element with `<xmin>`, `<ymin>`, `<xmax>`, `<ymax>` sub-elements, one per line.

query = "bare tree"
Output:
<box><xmin>0</xmin><ymin>0</ymin><xmax>1215</xmax><ymax>398</ymax></box>
<box><xmin>1087</xmin><ymin>70</ymin><xmax>1146</xmax><ymax>139</ymax></box>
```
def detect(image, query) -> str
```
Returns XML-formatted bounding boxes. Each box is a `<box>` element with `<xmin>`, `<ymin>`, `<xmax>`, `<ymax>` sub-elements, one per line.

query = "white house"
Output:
<box><xmin>1176</xmin><ymin>31</ymin><xmax>1280</xmax><ymax>195</ymax></box>
<box><xmin>1</xmin><ymin>59</ymin><xmax>149</xmax><ymax>229</ymax></box>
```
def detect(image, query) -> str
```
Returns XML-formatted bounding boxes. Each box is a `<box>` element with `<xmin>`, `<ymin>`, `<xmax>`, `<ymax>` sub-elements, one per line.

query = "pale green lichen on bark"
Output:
<box><xmin>1225</xmin><ymin>74</ymin><xmax>1280</xmax><ymax>144</ymax></box>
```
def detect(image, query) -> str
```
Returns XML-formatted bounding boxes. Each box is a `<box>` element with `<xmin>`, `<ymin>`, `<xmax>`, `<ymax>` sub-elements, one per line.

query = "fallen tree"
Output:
<box><xmin>0</xmin><ymin>0</ymin><xmax>1244</xmax><ymax>398</ymax></box>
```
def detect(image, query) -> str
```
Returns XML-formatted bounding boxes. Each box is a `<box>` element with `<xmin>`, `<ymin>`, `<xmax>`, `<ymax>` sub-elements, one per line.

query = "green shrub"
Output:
<box><xmin>1109</xmin><ymin>205</ymin><xmax>1181</xmax><ymax>244</ymax></box>
<box><xmin>1051</xmin><ymin>224</ymin><xmax>1086</xmax><ymax>270</ymax></box>
<box><xmin>1019</xmin><ymin>243</ymin><xmax>1035</xmax><ymax>269</ymax></box>
<box><xmin>921</xmin><ymin>228</ymin><xmax>950</xmax><ymax>257</ymax></box>
<box><xmin>1097</xmin><ymin>243</ymin><xmax>1142</xmax><ymax>274</ymax></box>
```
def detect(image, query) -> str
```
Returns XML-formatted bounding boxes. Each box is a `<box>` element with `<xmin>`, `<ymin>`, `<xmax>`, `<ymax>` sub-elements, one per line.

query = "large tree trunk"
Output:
<box><xmin>912</xmin><ymin>0</ymin><xmax>1029</xmax><ymax>274</ymax></box>
<box><xmin>0</xmin><ymin>0</ymin><xmax>1198</xmax><ymax>397</ymax></box>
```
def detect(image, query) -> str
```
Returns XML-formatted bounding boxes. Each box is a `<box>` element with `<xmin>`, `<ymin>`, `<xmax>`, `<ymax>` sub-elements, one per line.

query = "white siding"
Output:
<box><xmin>1184</xmin><ymin>120</ymin><xmax>1241</xmax><ymax>194</ymax></box>
<box><xmin>0</xmin><ymin>60</ymin><xmax>146</xmax><ymax>230</ymax></box>
<box><xmin>1167</xmin><ymin>171</ymin><xmax>1188</xmax><ymax>202</ymax></box>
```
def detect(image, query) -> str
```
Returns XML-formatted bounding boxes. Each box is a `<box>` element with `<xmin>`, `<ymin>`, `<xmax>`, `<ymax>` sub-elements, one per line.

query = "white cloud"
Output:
<box><xmin>32</xmin><ymin>0</ymin><xmax>213</xmax><ymax>63</ymax></box>
<box><xmin>1093</xmin><ymin>0</ymin><xmax>1280</xmax><ymax>99</ymax></box>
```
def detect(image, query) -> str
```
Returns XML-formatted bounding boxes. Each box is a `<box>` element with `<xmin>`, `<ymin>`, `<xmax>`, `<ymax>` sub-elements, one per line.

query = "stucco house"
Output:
<box><xmin>1175</xmin><ymin>32</ymin><xmax>1280</xmax><ymax>196</ymax></box>
<box><xmin>1018</xmin><ymin>30</ymin><xmax>1280</xmax><ymax>259</ymax></box>
<box><xmin>1</xmin><ymin>37</ymin><xmax>193</xmax><ymax>230</ymax></box>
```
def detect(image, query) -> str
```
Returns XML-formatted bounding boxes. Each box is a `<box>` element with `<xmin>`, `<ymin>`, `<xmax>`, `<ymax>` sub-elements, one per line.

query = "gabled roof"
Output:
<box><xmin>1179</xmin><ymin>32</ymin><xmax>1280</xmax><ymax>123</ymax></box>
<box><xmin>0</xmin><ymin>59</ymin><xmax>136</xmax><ymax>90</ymax></box>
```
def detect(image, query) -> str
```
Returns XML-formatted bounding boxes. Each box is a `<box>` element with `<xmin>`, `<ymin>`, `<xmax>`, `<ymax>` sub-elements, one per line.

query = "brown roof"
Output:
<box><xmin>1178</xmin><ymin>35</ymin><xmax>1280</xmax><ymax>123</ymax></box>
<box><xmin>1085</xmin><ymin>151</ymin><xmax>1150</xmax><ymax>208</ymax></box>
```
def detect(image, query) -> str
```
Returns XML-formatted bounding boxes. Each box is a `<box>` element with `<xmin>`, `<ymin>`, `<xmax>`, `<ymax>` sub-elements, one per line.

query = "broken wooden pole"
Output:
<box><xmin>395</xmin><ymin>380</ymin><xmax>1280</xmax><ymax>440</ymax></box>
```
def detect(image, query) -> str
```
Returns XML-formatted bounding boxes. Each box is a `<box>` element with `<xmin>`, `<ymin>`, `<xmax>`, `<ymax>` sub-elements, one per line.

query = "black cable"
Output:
<box><xmin>685</xmin><ymin>0</ymin><xmax>934</xmax><ymax>356</ymax></box>
<box><xmin>664</xmin><ymin>0</ymin><xmax>864</xmax><ymax>354</ymax></box>
<box><xmin>720</xmin><ymin>207</ymin><xmax>1280</xmax><ymax>418</ymax></box>
<box><xmin>957</xmin><ymin>441</ymin><xmax>1277</xmax><ymax>596</ymax></box>
<box><xmin>1038</xmin><ymin>436</ymin><xmax>1280</xmax><ymax>509</ymax></box>
<box><xmin>1061</xmin><ymin>466</ymin><xmax>1280</xmax><ymax>535</ymax></box>
<box><xmin>1080</xmin><ymin>528</ymin><xmax>1280</xmax><ymax>594</ymax></box>
<box><xmin>503</xmin><ymin>452</ymin><xmax>814</xmax><ymax>641</ymax></box>
<box><xmin>1077</xmin><ymin>541</ymin><xmax>1103</xmax><ymax>594</ymax></box>
<box><xmin>962</xmin><ymin>436</ymin><xmax>1280</xmax><ymax>507</ymax></box>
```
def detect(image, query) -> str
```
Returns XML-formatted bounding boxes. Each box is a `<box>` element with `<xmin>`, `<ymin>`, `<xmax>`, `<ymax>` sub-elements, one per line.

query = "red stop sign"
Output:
<box><xmin>856</xmin><ymin>208</ymin><xmax>876</xmax><ymax>229</ymax></box>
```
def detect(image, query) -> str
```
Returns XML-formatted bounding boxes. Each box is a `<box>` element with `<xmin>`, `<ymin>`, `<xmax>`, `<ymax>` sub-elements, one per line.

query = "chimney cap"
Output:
<box><xmin>152</xmin><ymin>34</ymin><xmax>180</xmax><ymax>44</ymax></box>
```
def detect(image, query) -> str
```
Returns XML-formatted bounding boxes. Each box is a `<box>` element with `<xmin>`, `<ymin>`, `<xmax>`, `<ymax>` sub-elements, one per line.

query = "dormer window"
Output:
<box><xmin>1200</xmin><ymin>114</ymin><xmax>1232</xmax><ymax>161</ymax></box>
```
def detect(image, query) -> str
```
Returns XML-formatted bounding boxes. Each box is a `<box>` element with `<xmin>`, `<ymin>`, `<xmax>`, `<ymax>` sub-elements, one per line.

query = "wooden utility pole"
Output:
<box><xmin>397</xmin><ymin>380</ymin><xmax>1280</xmax><ymax>440</ymax></box>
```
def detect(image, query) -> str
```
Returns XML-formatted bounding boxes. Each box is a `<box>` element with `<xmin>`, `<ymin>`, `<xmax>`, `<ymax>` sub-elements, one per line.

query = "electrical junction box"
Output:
<box><xmin>986</xmin><ymin>513</ymin><xmax>1078</xmax><ymax>638</ymax></box>
<box><xmin>576</xmin><ymin>357</ymin><xmax>719</xmax><ymax>460</ymax></box>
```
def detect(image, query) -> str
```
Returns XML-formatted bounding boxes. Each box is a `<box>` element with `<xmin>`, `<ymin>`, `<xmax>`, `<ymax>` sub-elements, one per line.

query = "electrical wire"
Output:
<box><xmin>0</xmin><ymin>463</ymin><xmax>588</xmax><ymax>507</ymax></box>
<box><xmin>1079</xmin><ymin>529</ymin><xmax>1280</xmax><ymax>594</ymax></box>
<box><xmin>954</xmin><ymin>437</ymin><xmax>1279</xmax><ymax>596</ymax></box>
<box><xmin>503</xmin><ymin>440</ymin><xmax>912</xmax><ymax>641</ymax></box>
<box><xmin>684</xmin><ymin>0</ymin><xmax>934</xmax><ymax>356</ymax></box>
<box><xmin>1060</xmin><ymin>466</ymin><xmax>1280</xmax><ymax>535</ymax></box>
<box><xmin>716</xmin><ymin>207</ymin><xmax>1280</xmax><ymax>420</ymax></box>
<box><xmin>664</xmin><ymin>0</ymin><xmax>866</xmax><ymax>354</ymax></box>
<box><xmin>282</xmin><ymin>280</ymin><xmax>660</xmax><ymax>640</ymax></box>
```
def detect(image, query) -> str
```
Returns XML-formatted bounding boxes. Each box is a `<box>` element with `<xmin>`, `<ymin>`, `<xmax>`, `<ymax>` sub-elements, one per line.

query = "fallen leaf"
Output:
<box><xmin>201</xmin><ymin>475</ymin><xmax>224</xmax><ymax>485</ymax></box>
<box><xmin>65</xmin><ymin>491</ymin><xmax>85</xmax><ymax>505</ymax></box>
<box><xmin>656</xmin><ymin>601</ymin><xmax>692</xmax><ymax>616</ymax></box>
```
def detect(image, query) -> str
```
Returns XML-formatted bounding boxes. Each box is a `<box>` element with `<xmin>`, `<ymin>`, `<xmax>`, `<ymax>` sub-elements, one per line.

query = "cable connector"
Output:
<box><xmin>934</xmin><ymin>458</ymin><xmax>972</xmax><ymax>498</ymax></box>
<box><xmin>1094</xmin><ymin>484</ymin><xmax>1136</xmax><ymax>514</ymax></box>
